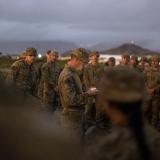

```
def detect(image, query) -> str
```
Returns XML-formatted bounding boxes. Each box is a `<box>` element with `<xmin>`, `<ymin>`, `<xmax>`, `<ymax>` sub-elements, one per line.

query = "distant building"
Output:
<box><xmin>99</xmin><ymin>55</ymin><xmax>121</xmax><ymax>65</ymax></box>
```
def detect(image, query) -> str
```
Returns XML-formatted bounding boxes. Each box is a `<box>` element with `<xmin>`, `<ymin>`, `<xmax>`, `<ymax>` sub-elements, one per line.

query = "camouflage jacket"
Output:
<box><xmin>10</xmin><ymin>60</ymin><xmax>37</xmax><ymax>94</ymax></box>
<box><xmin>138</xmin><ymin>63</ymin><xmax>150</xmax><ymax>72</ymax></box>
<box><xmin>144</xmin><ymin>67</ymin><xmax>160</xmax><ymax>96</ymax></box>
<box><xmin>130</xmin><ymin>65</ymin><xmax>142</xmax><ymax>72</ymax></box>
<box><xmin>0</xmin><ymin>71</ymin><xmax>5</xmax><ymax>84</ymax></box>
<box><xmin>85</xmin><ymin>125</ymin><xmax>160</xmax><ymax>160</ymax></box>
<box><xmin>41</xmin><ymin>61</ymin><xmax>61</xmax><ymax>89</ymax></box>
<box><xmin>83</xmin><ymin>63</ymin><xmax>104</xmax><ymax>89</ymax></box>
<box><xmin>58</xmin><ymin>65</ymin><xmax>86</xmax><ymax>110</ymax></box>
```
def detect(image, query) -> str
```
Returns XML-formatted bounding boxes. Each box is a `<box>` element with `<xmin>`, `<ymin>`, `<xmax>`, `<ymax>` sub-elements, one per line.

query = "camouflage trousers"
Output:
<box><xmin>85</xmin><ymin>97</ymin><xmax>104</xmax><ymax>128</ymax></box>
<box><xmin>37</xmin><ymin>80</ymin><xmax>44</xmax><ymax>101</ymax></box>
<box><xmin>42</xmin><ymin>87</ymin><xmax>58</xmax><ymax>113</ymax></box>
<box><xmin>85</xmin><ymin>97</ymin><xmax>96</xmax><ymax>125</ymax></box>
<box><xmin>148</xmin><ymin>97</ymin><xmax>160</xmax><ymax>129</ymax></box>
<box><xmin>60</xmin><ymin>108</ymin><xmax>84</xmax><ymax>137</ymax></box>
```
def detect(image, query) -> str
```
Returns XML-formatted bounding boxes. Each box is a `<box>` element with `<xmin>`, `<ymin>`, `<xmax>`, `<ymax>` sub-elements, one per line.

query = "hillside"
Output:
<box><xmin>101</xmin><ymin>43</ymin><xmax>160</xmax><ymax>55</ymax></box>
<box><xmin>0</xmin><ymin>41</ymin><xmax>78</xmax><ymax>55</ymax></box>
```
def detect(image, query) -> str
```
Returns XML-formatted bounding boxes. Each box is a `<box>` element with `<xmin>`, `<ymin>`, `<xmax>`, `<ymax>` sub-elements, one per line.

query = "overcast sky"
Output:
<box><xmin>0</xmin><ymin>0</ymin><xmax>160</xmax><ymax>49</ymax></box>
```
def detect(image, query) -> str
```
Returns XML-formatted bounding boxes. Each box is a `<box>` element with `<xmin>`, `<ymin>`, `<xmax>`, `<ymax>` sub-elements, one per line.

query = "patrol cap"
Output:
<box><xmin>99</xmin><ymin>66</ymin><xmax>146</xmax><ymax>103</ymax></box>
<box><xmin>21</xmin><ymin>51</ymin><xmax>26</xmax><ymax>57</ymax></box>
<box><xmin>89</xmin><ymin>51</ymin><xmax>100</xmax><ymax>57</ymax></box>
<box><xmin>50</xmin><ymin>49</ymin><xmax>59</xmax><ymax>57</ymax></box>
<box><xmin>25</xmin><ymin>48</ymin><xmax>37</xmax><ymax>56</ymax></box>
<box><xmin>71</xmin><ymin>48</ymin><xmax>89</xmax><ymax>62</ymax></box>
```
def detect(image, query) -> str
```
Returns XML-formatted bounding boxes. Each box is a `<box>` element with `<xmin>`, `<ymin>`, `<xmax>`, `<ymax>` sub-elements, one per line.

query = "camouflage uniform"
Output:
<box><xmin>58</xmin><ymin>65</ymin><xmax>86</xmax><ymax>134</ymax></box>
<box><xmin>41</xmin><ymin>61</ymin><xmax>61</xmax><ymax>112</ymax></box>
<box><xmin>85</xmin><ymin>125</ymin><xmax>160</xmax><ymax>160</ymax></box>
<box><xmin>33</xmin><ymin>59</ymin><xmax>45</xmax><ymax>98</ymax></box>
<box><xmin>85</xmin><ymin>67</ymin><xmax>160</xmax><ymax>159</ymax></box>
<box><xmin>83</xmin><ymin>52</ymin><xmax>104</xmax><ymax>126</ymax></box>
<box><xmin>130</xmin><ymin>55</ymin><xmax>141</xmax><ymax>72</ymax></box>
<box><xmin>10</xmin><ymin>59</ymin><xmax>37</xmax><ymax>96</ymax></box>
<box><xmin>138</xmin><ymin>56</ymin><xmax>150</xmax><ymax>72</ymax></box>
<box><xmin>144</xmin><ymin>62</ymin><xmax>160</xmax><ymax>128</ymax></box>
<box><xmin>58</xmin><ymin>48</ymin><xmax>88</xmax><ymax>135</ymax></box>
<box><xmin>8</xmin><ymin>48</ymin><xmax>37</xmax><ymax>97</ymax></box>
<box><xmin>0</xmin><ymin>71</ymin><xmax>5</xmax><ymax>84</ymax></box>
<box><xmin>75</xmin><ymin>48</ymin><xmax>89</xmax><ymax>92</ymax></box>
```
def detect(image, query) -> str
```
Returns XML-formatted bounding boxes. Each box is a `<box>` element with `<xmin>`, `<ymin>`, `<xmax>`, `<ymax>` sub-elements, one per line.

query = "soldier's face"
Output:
<box><xmin>130</xmin><ymin>59</ymin><xmax>137</xmax><ymax>65</ymax></box>
<box><xmin>122</xmin><ymin>58</ymin><xmax>130</xmax><ymax>65</ymax></box>
<box><xmin>49</xmin><ymin>54</ymin><xmax>57</xmax><ymax>62</ymax></box>
<box><xmin>151</xmin><ymin>60</ymin><xmax>159</xmax><ymax>67</ymax></box>
<box><xmin>90</xmin><ymin>55</ymin><xmax>98</xmax><ymax>63</ymax></box>
<box><xmin>26</xmin><ymin>55</ymin><xmax>35</xmax><ymax>64</ymax></box>
<box><xmin>108</xmin><ymin>60</ymin><xmax>115</xmax><ymax>67</ymax></box>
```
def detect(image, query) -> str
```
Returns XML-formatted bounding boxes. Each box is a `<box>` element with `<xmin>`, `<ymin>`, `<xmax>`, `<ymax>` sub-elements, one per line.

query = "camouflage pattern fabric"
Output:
<box><xmin>85</xmin><ymin>125</ymin><xmax>160</xmax><ymax>160</ymax></box>
<box><xmin>83</xmin><ymin>63</ymin><xmax>104</xmax><ymax>90</ymax></box>
<box><xmin>83</xmin><ymin>63</ymin><xmax>104</xmax><ymax>124</ymax></box>
<box><xmin>58</xmin><ymin>65</ymin><xmax>86</xmax><ymax>134</ymax></box>
<box><xmin>9</xmin><ymin>59</ymin><xmax>37</xmax><ymax>96</ymax></box>
<box><xmin>144</xmin><ymin>67</ymin><xmax>160</xmax><ymax>128</ymax></box>
<box><xmin>33</xmin><ymin>60</ymin><xmax>45</xmax><ymax>99</ymax></box>
<box><xmin>41</xmin><ymin>61</ymin><xmax>61</xmax><ymax>112</ymax></box>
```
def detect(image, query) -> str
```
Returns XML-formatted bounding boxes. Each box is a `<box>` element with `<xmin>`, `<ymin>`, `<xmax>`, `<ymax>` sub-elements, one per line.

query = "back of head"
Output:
<box><xmin>99</xmin><ymin>66</ymin><xmax>145</xmax><ymax>103</ymax></box>
<box><xmin>98</xmin><ymin>66</ymin><xmax>151</xmax><ymax>160</ymax></box>
<box><xmin>0</xmin><ymin>83</ymin><xmax>81</xmax><ymax>160</ymax></box>
<box><xmin>71</xmin><ymin>48</ymin><xmax>89</xmax><ymax>62</ymax></box>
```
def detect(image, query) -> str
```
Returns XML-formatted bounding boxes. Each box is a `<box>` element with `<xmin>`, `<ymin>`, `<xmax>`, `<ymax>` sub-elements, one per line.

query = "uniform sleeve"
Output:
<box><xmin>10</xmin><ymin>62</ymin><xmax>20</xmax><ymax>83</ymax></box>
<box><xmin>83</xmin><ymin>66</ymin><xmax>91</xmax><ymax>90</ymax></box>
<box><xmin>62</xmin><ymin>76</ymin><xmax>86</xmax><ymax>107</ymax></box>
<box><xmin>0</xmin><ymin>71</ymin><xmax>5</xmax><ymax>84</ymax></box>
<box><xmin>154</xmin><ymin>72</ymin><xmax>160</xmax><ymax>94</ymax></box>
<box><xmin>42</xmin><ymin>65</ymin><xmax>55</xmax><ymax>86</ymax></box>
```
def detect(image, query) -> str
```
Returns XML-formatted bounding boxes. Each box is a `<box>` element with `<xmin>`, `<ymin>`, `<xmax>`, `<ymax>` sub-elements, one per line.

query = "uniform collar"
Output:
<box><xmin>65</xmin><ymin>64</ymin><xmax>77</xmax><ymax>73</ymax></box>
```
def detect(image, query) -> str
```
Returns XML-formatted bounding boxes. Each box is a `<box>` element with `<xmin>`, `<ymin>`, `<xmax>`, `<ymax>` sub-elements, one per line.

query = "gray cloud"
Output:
<box><xmin>0</xmin><ymin>0</ymin><xmax>160</xmax><ymax>49</ymax></box>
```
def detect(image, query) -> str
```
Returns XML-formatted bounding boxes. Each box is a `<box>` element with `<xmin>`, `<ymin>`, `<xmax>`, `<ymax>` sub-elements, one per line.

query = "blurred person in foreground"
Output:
<box><xmin>0</xmin><ymin>82</ymin><xmax>81</xmax><ymax>160</ymax></box>
<box><xmin>85</xmin><ymin>66</ymin><xmax>160</xmax><ymax>160</ymax></box>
